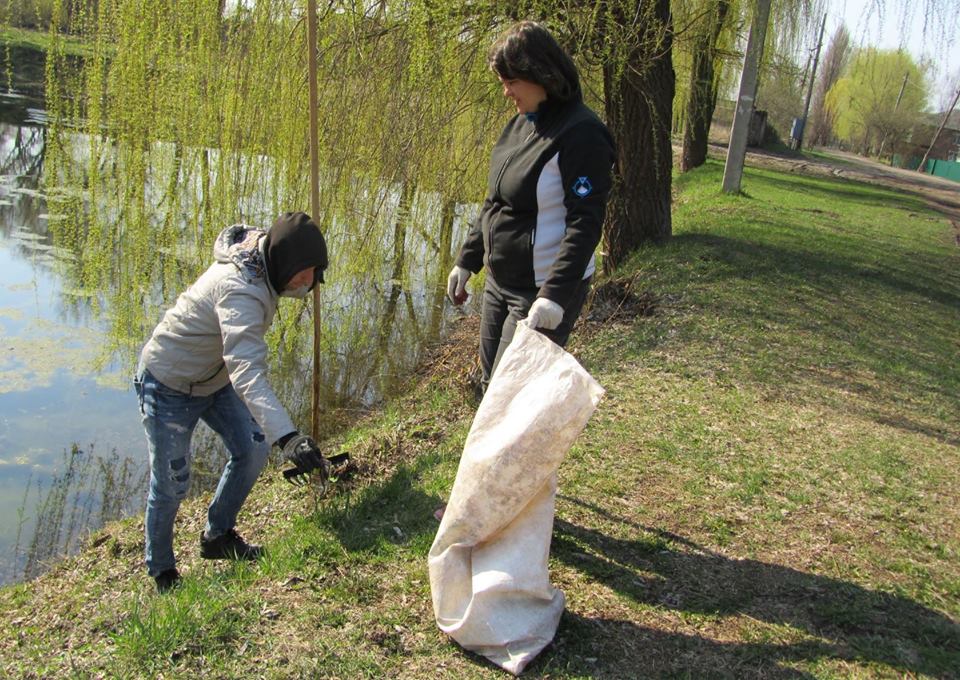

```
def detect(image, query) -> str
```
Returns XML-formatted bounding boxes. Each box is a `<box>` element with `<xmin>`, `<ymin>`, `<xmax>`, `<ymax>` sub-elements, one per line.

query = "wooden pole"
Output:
<box><xmin>307</xmin><ymin>0</ymin><xmax>322</xmax><ymax>439</ymax></box>
<box><xmin>877</xmin><ymin>72</ymin><xmax>909</xmax><ymax>161</ymax></box>
<box><xmin>722</xmin><ymin>0</ymin><xmax>772</xmax><ymax>194</ymax></box>
<box><xmin>794</xmin><ymin>12</ymin><xmax>827</xmax><ymax>152</ymax></box>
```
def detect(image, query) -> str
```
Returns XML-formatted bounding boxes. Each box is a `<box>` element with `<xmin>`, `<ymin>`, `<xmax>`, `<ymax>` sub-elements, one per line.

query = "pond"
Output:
<box><xmin>0</xmin><ymin>48</ymin><xmax>147</xmax><ymax>582</ymax></box>
<box><xmin>0</xmin><ymin>43</ymin><xmax>473</xmax><ymax>584</ymax></box>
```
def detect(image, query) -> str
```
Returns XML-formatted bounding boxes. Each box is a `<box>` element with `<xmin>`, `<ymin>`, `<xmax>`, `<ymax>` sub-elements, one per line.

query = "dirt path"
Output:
<box><xmin>724</xmin><ymin>145</ymin><xmax>960</xmax><ymax>227</ymax></box>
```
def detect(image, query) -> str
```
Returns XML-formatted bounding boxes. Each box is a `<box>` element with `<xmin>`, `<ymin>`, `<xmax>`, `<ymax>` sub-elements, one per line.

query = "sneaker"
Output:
<box><xmin>199</xmin><ymin>529</ymin><xmax>263</xmax><ymax>561</ymax></box>
<box><xmin>154</xmin><ymin>568</ymin><xmax>181</xmax><ymax>593</ymax></box>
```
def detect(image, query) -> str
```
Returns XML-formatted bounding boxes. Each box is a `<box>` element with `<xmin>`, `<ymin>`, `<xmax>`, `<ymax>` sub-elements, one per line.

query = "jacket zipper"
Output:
<box><xmin>488</xmin><ymin>126</ymin><xmax>538</xmax><ymax>261</ymax></box>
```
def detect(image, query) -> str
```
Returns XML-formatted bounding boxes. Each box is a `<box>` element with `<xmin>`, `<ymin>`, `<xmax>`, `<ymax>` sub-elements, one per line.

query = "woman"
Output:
<box><xmin>447</xmin><ymin>21</ymin><xmax>616</xmax><ymax>393</ymax></box>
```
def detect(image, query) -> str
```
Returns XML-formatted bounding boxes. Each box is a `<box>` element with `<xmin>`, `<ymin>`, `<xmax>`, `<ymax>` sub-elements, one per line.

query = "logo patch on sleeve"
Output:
<box><xmin>572</xmin><ymin>176</ymin><xmax>593</xmax><ymax>197</ymax></box>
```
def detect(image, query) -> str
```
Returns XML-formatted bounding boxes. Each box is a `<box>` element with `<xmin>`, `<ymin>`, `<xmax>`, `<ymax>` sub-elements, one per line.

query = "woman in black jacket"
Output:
<box><xmin>447</xmin><ymin>21</ymin><xmax>616</xmax><ymax>393</ymax></box>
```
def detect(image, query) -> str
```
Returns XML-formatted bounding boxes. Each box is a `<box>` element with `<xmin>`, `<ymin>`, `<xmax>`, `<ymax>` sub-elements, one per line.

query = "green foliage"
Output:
<box><xmin>670</xmin><ymin>0</ymin><xmax>740</xmax><ymax>134</ymax></box>
<box><xmin>755</xmin><ymin>53</ymin><xmax>805</xmax><ymax>141</ymax></box>
<box><xmin>43</xmin><ymin>0</ymin><xmax>511</xmax><ymax>429</ymax></box>
<box><xmin>38</xmin><ymin>0</ymin><xmax>687</xmax><ymax>428</ymax></box>
<box><xmin>0</xmin><ymin>0</ymin><xmax>61</xmax><ymax>31</ymax></box>
<box><xmin>826</xmin><ymin>48</ymin><xmax>930</xmax><ymax>154</ymax></box>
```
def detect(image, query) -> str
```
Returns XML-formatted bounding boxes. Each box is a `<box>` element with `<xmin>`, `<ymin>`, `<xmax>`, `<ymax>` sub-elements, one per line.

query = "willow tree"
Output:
<box><xmin>827</xmin><ymin>48</ymin><xmax>929</xmax><ymax>155</ymax></box>
<box><xmin>42</xmin><ymin>0</ymin><xmax>507</xmax><ymax>427</ymax></box>
<box><xmin>40</xmin><ymin>0</ymin><xmax>685</xmax><ymax>420</ymax></box>
<box><xmin>600</xmin><ymin>0</ymin><xmax>676</xmax><ymax>261</ymax></box>
<box><xmin>678</xmin><ymin>0</ymin><xmax>732</xmax><ymax>172</ymax></box>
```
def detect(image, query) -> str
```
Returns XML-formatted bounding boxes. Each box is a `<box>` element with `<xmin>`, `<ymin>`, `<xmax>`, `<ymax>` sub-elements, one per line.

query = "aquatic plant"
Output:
<box><xmin>10</xmin><ymin>443</ymin><xmax>148</xmax><ymax>582</ymax></box>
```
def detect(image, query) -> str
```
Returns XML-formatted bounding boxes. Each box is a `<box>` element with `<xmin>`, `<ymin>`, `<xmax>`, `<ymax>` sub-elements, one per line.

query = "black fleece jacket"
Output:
<box><xmin>456</xmin><ymin>97</ymin><xmax>616</xmax><ymax>304</ymax></box>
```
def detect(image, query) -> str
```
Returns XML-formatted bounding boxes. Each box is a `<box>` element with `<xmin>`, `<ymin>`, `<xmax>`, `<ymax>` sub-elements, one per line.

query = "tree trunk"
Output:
<box><xmin>602</xmin><ymin>0</ymin><xmax>675</xmax><ymax>271</ymax></box>
<box><xmin>427</xmin><ymin>198</ymin><xmax>457</xmax><ymax>339</ymax></box>
<box><xmin>680</xmin><ymin>0</ymin><xmax>730</xmax><ymax>172</ymax></box>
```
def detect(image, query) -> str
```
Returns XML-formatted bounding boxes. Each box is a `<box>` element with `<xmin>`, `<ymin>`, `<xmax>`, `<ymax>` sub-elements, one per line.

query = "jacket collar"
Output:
<box><xmin>529</xmin><ymin>97</ymin><xmax>580</xmax><ymax>133</ymax></box>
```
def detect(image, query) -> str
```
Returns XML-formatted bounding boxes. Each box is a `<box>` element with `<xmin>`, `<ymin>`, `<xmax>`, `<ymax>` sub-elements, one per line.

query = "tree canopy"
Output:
<box><xmin>826</xmin><ymin>47</ymin><xmax>929</xmax><ymax>154</ymax></box>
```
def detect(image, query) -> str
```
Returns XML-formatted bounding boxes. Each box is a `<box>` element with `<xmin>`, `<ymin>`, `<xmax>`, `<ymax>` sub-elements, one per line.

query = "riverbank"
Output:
<box><xmin>2</xmin><ymin>156</ymin><xmax>958</xmax><ymax>678</ymax></box>
<box><xmin>0</xmin><ymin>26</ymin><xmax>92</xmax><ymax>57</ymax></box>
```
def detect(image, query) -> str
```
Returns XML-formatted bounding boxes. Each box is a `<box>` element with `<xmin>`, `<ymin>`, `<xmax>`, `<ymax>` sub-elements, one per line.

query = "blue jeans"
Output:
<box><xmin>134</xmin><ymin>368</ymin><xmax>270</xmax><ymax>576</ymax></box>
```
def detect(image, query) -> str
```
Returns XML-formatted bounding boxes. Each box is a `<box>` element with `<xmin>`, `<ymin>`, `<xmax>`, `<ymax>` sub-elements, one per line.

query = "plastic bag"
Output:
<box><xmin>428</xmin><ymin>322</ymin><xmax>604</xmax><ymax>675</ymax></box>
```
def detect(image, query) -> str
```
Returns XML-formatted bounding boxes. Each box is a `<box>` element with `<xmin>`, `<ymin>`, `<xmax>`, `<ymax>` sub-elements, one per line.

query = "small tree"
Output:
<box><xmin>807</xmin><ymin>24</ymin><xmax>851</xmax><ymax>147</ymax></box>
<box><xmin>755</xmin><ymin>54</ymin><xmax>805</xmax><ymax>143</ymax></box>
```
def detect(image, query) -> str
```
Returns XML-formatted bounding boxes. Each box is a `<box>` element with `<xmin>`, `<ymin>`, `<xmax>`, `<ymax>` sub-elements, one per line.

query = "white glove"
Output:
<box><xmin>526</xmin><ymin>297</ymin><xmax>564</xmax><ymax>330</ymax></box>
<box><xmin>446</xmin><ymin>266</ymin><xmax>471</xmax><ymax>305</ymax></box>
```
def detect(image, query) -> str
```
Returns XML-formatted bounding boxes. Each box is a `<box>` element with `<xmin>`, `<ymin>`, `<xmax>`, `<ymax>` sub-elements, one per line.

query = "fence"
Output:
<box><xmin>923</xmin><ymin>158</ymin><xmax>960</xmax><ymax>183</ymax></box>
<box><xmin>891</xmin><ymin>155</ymin><xmax>960</xmax><ymax>183</ymax></box>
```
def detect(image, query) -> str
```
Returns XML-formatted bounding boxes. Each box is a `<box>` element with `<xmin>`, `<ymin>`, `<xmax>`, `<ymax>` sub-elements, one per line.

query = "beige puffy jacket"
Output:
<box><xmin>139</xmin><ymin>225</ymin><xmax>296</xmax><ymax>443</ymax></box>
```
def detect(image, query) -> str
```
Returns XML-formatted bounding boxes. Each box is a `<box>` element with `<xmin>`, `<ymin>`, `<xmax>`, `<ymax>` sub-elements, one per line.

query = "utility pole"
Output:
<box><xmin>877</xmin><ymin>71</ymin><xmax>909</xmax><ymax>161</ymax></box>
<box><xmin>798</xmin><ymin>53</ymin><xmax>812</xmax><ymax>94</ymax></box>
<box><xmin>307</xmin><ymin>0</ymin><xmax>323</xmax><ymax>439</ymax></box>
<box><xmin>917</xmin><ymin>86</ymin><xmax>960</xmax><ymax>174</ymax></box>
<box><xmin>722</xmin><ymin>0</ymin><xmax>773</xmax><ymax>194</ymax></box>
<box><xmin>794</xmin><ymin>12</ymin><xmax>827</xmax><ymax>151</ymax></box>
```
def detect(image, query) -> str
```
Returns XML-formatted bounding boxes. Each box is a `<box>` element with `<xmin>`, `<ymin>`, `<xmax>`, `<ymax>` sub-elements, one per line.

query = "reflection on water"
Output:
<box><xmin>0</xmin><ymin>110</ymin><xmax>149</xmax><ymax>582</ymax></box>
<box><xmin>0</xmin><ymin>44</ymin><xmax>470</xmax><ymax>584</ymax></box>
<box><xmin>14</xmin><ymin>444</ymin><xmax>147</xmax><ymax>582</ymax></box>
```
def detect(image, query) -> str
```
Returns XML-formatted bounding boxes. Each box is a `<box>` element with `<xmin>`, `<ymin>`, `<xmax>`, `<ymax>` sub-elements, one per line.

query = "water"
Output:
<box><xmin>0</xmin><ymin>108</ymin><xmax>149</xmax><ymax>581</ymax></box>
<box><xmin>0</xmin><ymin>45</ymin><xmax>467</xmax><ymax>584</ymax></box>
<box><xmin>0</xmin><ymin>49</ymin><xmax>259</xmax><ymax>582</ymax></box>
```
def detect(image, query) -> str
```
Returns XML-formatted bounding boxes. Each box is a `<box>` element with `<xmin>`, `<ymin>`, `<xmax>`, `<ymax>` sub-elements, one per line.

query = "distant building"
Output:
<box><xmin>894</xmin><ymin>111</ymin><xmax>960</xmax><ymax>165</ymax></box>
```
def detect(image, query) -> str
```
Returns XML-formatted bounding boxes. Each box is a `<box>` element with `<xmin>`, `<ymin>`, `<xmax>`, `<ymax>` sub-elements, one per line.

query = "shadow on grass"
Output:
<box><xmin>670</xmin><ymin>231</ymin><xmax>960</xmax><ymax>311</ymax></box>
<box><xmin>651</xmin><ymin>231</ymin><xmax>960</xmax><ymax>438</ymax></box>
<box><xmin>869</xmin><ymin>412</ymin><xmax>960</xmax><ymax>448</ymax></box>
<box><xmin>551</xmin><ymin>496</ymin><xmax>959</xmax><ymax>678</ymax></box>
<box><xmin>535</xmin><ymin>611</ymin><xmax>837</xmax><ymax>679</ymax></box>
<box><xmin>455</xmin><ymin>617</ymin><xmax>830</xmax><ymax>680</ymax></box>
<box><xmin>317</xmin><ymin>458</ymin><xmax>444</xmax><ymax>554</ymax></box>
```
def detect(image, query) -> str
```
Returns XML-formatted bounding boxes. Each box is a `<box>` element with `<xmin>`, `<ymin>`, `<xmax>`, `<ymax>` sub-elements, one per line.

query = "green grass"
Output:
<box><xmin>1</xmin><ymin>158</ymin><xmax>958</xmax><ymax>678</ymax></box>
<box><xmin>0</xmin><ymin>25</ymin><xmax>92</xmax><ymax>57</ymax></box>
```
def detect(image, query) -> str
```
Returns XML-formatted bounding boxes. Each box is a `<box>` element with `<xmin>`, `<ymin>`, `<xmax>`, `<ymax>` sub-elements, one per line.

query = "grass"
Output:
<box><xmin>0</xmin><ymin>25</ymin><xmax>92</xmax><ymax>57</ymax></box>
<box><xmin>1</xmin><ymin>157</ymin><xmax>958</xmax><ymax>678</ymax></box>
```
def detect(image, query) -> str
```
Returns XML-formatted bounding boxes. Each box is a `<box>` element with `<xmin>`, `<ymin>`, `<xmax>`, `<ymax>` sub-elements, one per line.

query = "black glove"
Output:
<box><xmin>279</xmin><ymin>433</ymin><xmax>330</xmax><ymax>486</ymax></box>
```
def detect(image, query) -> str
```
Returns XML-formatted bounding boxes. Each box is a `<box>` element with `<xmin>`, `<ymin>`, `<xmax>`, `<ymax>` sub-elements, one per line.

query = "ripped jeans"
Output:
<box><xmin>135</xmin><ymin>367</ymin><xmax>270</xmax><ymax>576</ymax></box>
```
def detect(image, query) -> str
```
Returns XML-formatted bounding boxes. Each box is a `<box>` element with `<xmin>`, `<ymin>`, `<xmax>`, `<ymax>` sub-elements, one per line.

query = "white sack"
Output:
<box><xmin>428</xmin><ymin>322</ymin><xmax>604</xmax><ymax>675</ymax></box>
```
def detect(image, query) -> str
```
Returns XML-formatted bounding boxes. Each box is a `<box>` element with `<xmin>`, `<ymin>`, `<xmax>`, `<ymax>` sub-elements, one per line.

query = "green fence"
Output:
<box><xmin>924</xmin><ymin>158</ymin><xmax>960</xmax><ymax>183</ymax></box>
<box><xmin>891</xmin><ymin>154</ymin><xmax>960</xmax><ymax>183</ymax></box>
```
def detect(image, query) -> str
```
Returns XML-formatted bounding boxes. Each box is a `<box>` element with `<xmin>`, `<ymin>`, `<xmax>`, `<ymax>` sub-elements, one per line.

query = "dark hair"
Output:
<box><xmin>488</xmin><ymin>21</ymin><xmax>581</xmax><ymax>103</ymax></box>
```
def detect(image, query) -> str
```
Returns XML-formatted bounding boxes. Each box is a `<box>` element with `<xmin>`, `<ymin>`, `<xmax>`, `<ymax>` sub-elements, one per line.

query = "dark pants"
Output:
<box><xmin>479</xmin><ymin>275</ymin><xmax>592</xmax><ymax>392</ymax></box>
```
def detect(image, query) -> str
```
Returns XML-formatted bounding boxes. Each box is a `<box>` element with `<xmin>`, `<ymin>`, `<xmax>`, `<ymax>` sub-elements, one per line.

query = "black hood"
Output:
<box><xmin>263</xmin><ymin>212</ymin><xmax>328</xmax><ymax>293</ymax></box>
